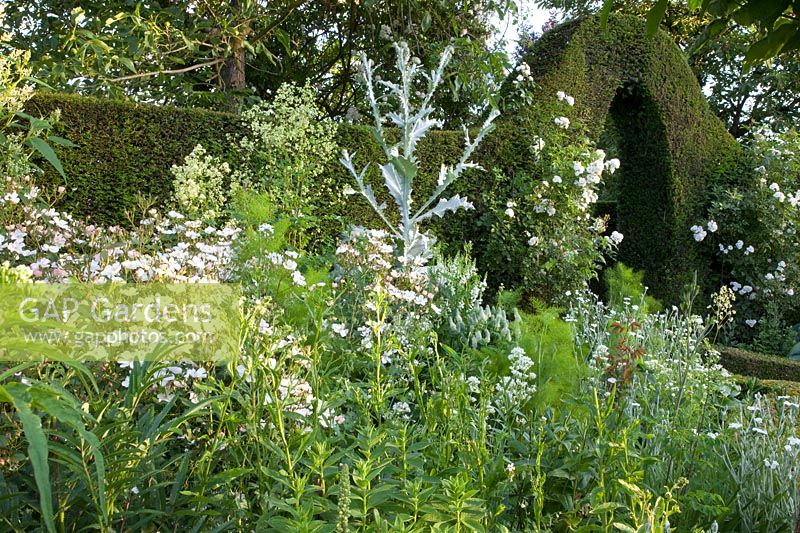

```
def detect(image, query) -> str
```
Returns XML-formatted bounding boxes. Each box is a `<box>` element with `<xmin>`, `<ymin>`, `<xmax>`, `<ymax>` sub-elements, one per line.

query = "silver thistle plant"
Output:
<box><xmin>340</xmin><ymin>41</ymin><xmax>500</xmax><ymax>263</ymax></box>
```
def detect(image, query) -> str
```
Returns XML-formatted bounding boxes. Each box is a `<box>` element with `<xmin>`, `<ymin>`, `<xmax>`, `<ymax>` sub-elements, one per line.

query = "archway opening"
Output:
<box><xmin>594</xmin><ymin>83</ymin><xmax>673</xmax><ymax>294</ymax></box>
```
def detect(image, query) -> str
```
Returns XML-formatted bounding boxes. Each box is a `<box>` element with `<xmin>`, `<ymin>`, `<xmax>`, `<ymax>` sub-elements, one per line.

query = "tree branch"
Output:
<box><xmin>108</xmin><ymin>58</ymin><xmax>225</xmax><ymax>82</ymax></box>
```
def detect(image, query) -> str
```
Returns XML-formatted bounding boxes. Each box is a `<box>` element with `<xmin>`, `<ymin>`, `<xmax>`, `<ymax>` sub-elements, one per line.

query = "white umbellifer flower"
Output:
<box><xmin>707</xmin><ymin>220</ymin><xmax>718</xmax><ymax>232</ymax></box>
<box><xmin>554</xmin><ymin>116</ymin><xmax>570</xmax><ymax>129</ymax></box>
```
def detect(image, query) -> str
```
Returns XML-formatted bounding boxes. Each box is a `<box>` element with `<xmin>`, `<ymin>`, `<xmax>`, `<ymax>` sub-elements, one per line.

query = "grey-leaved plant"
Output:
<box><xmin>340</xmin><ymin>41</ymin><xmax>500</xmax><ymax>263</ymax></box>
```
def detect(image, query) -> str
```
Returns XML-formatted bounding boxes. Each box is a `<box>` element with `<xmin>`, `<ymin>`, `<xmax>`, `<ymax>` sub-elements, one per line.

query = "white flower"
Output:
<box><xmin>609</xmin><ymin>231</ymin><xmax>624</xmax><ymax>245</ymax></box>
<box><xmin>331</xmin><ymin>323</ymin><xmax>348</xmax><ymax>337</ymax></box>
<box><xmin>527</xmin><ymin>236</ymin><xmax>540</xmax><ymax>246</ymax></box>
<box><xmin>504</xmin><ymin>208</ymin><xmax>515</xmax><ymax>218</ymax></box>
<box><xmin>729</xmin><ymin>422</ymin><xmax>743</xmax><ymax>429</ymax></box>
<box><xmin>607</xmin><ymin>377</ymin><xmax>617</xmax><ymax>384</ymax></box>
<box><xmin>185</xmin><ymin>367</ymin><xmax>208</xmax><ymax>380</ymax></box>
<box><xmin>131</xmin><ymin>486</ymin><xmax>139</xmax><ymax>494</ymax></box>
<box><xmin>735</xmin><ymin>240</ymin><xmax>744</xmax><ymax>249</ymax></box>
<box><xmin>745</xmin><ymin>245</ymin><xmax>755</xmax><ymax>255</ymax></box>
<box><xmin>752</xmin><ymin>427</ymin><xmax>768</xmax><ymax>435</ymax></box>
<box><xmin>745</xmin><ymin>319</ymin><xmax>757</xmax><ymax>327</ymax></box>
<box><xmin>764</xmin><ymin>459</ymin><xmax>779</xmax><ymax>470</ymax></box>
<box><xmin>554</xmin><ymin>116</ymin><xmax>570</xmax><ymax>129</ymax></box>
<box><xmin>707</xmin><ymin>220</ymin><xmax>718</xmax><ymax>232</ymax></box>
<box><xmin>739</xmin><ymin>285</ymin><xmax>753</xmax><ymax>295</ymax></box>
<box><xmin>556</xmin><ymin>91</ymin><xmax>575</xmax><ymax>106</ymax></box>
<box><xmin>552</xmin><ymin>175</ymin><xmax>562</xmax><ymax>183</ymax></box>
<box><xmin>604</xmin><ymin>158</ymin><xmax>620</xmax><ymax>173</ymax></box>
<box><xmin>693</xmin><ymin>229</ymin><xmax>707</xmax><ymax>242</ymax></box>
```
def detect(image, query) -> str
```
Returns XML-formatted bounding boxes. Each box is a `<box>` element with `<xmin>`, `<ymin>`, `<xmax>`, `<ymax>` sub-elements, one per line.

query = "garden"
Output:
<box><xmin>1</xmin><ymin>1</ymin><xmax>800</xmax><ymax>531</ymax></box>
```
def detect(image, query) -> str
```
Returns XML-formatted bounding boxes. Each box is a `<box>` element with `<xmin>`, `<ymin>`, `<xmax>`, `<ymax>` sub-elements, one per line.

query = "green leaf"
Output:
<box><xmin>2</xmin><ymin>384</ymin><xmax>56</xmax><ymax>533</ymax></box>
<box><xmin>119</xmin><ymin>56</ymin><xmax>137</xmax><ymax>73</ymax></box>
<box><xmin>732</xmin><ymin>0</ymin><xmax>790</xmax><ymax>27</ymax></box>
<box><xmin>590</xmin><ymin>501</ymin><xmax>623</xmax><ymax>514</ymax></box>
<box><xmin>599</xmin><ymin>0</ymin><xmax>614</xmax><ymax>28</ymax></box>
<box><xmin>744</xmin><ymin>23</ymin><xmax>797</xmax><ymax>69</ymax></box>
<box><xmin>646</xmin><ymin>0</ymin><xmax>669</xmax><ymax>35</ymax></box>
<box><xmin>613</xmin><ymin>523</ymin><xmax>638</xmax><ymax>533</ymax></box>
<box><xmin>47</xmin><ymin>135</ymin><xmax>77</xmax><ymax>148</ymax></box>
<box><xmin>28</xmin><ymin>137</ymin><xmax>66</xmax><ymax>179</ymax></box>
<box><xmin>422</xmin><ymin>11</ymin><xmax>432</xmax><ymax>32</ymax></box>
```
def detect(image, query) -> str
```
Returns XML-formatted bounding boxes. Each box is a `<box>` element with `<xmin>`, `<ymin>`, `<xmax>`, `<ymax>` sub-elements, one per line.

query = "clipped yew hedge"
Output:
<box><xmin>718</xmin><ymin>346</ymin><xmax>800</xmax><ymax>383</ymax></box>
<box><xmin>503</xmin><ymin>15</ymin><xmax>741</xmax><ymax>301</ymax></box>
<box><xmin>27</xmin><ymin>15</ymin><xmax>742</xmax><ymax>302</ymax></box>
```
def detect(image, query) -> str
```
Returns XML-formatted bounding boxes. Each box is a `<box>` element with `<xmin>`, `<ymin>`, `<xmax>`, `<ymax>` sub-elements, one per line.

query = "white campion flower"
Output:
<box><xmin>735</xmin><ymin>240</ymin><xmax>744</xmax><ymax>249</ymax></box>
<box><xmin>745</xmin><ymin>245</ymin><xmax>755</xmax><ymax>255</ymax></box>
<box><xmin>527</xmin><ymin>236</ymin><xmax>540</xmax><ymax>246</ymax></box>
<box><xmin>608</xmin><ymin>231</ymin><xmax>624</xmax><ymax>245</ymax></box>
<box><xmin>745</xmin><ymin>319</ymin><xmax>757</xmax><ymax>327</ymax></box>
<box><xmin>504</xmin><ymin>207</ymin><xmax>515</xmax><ymax>218</ymax></box>
<box><xmin>554</xmin><ymin>116</ymin><xmax>570</xmax><ymax>129</ymax></box>
<box><xmin>707</xmin><ymin>220</ymin><xmax>718</xmax><ymax>232</ymax></box>
<box><xmin>552</xmin><ymin>175</ymin><xmax>562</xmax><ymax>183</ymax></box>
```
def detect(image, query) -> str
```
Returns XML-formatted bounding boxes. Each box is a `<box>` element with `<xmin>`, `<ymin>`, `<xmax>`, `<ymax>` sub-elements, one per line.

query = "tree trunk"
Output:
<box><xmin>220</xmin><ymin>0</ymin><xmax>247</xmax><ymax>94</ymax></box>
<box><xmin>221</xmin><ymin>40</ymin><xmax>246</xmax><ymax>91</ymax></box>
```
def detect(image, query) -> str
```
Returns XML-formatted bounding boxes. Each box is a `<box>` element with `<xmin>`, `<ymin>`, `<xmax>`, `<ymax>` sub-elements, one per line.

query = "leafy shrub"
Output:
<box><xmin>691</xmin><ymin>130</ymin><xmax>800</xmax><ymax>353</ymax></box>
<box><xmin>171</xmin><ymin>144</ymin><xmax>231</xmax><ymax>220</ymax></box>
<box><xmin>480</xmin><ymin>91</ymin><xmax>622</xmax><ymax>305</ymax></box>
<box><xmin>234</xmin><ymin>82</ymin><xmax>337</xmax><ymax>247</ymax></box>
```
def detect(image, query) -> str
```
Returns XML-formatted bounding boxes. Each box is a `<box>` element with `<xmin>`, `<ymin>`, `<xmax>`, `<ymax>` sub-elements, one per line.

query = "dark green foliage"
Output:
<box><xmin>717</xmin><ymin>345</ymin><xmax>800</xmax><ymax>383</ymax></box>
<box><xmin>501</xmin><ymin>15</ymin><xmax>741</xmax><ymax>302</ymax></box>
<box><xmin>28</xmin><ymin>15</ymin><xmax>741</xmax><ymax>303</ymax></box>
<box><xmin>27</xmin><ymin>92</ymin><xmax>244</xmax><ymax>225</ymax></box>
